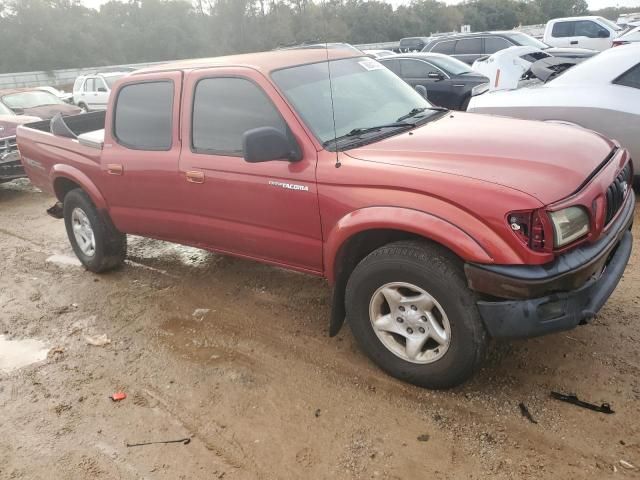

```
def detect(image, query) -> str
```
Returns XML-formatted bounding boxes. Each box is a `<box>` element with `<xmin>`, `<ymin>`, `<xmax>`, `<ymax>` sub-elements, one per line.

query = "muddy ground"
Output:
<box><xmin>1</xmin><ymin>178</ymin><xmax>639</xmax><ymax>479</ymax></box>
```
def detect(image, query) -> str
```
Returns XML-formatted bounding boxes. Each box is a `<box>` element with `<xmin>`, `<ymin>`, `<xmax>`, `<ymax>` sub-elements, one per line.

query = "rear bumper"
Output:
<box><xmin>466</xmin><ymin>191</ymin><xmax>634</xmax><ymax>338</ymax></box>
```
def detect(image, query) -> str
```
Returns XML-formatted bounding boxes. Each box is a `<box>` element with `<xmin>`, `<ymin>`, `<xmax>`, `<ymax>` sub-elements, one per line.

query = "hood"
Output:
<box><xmin>544</xmin><ymin>47</ymin><xmax>598</xmax><ymax>58</ymax></box>
<box><xmin>21</xmin><ymin>104</ymin><xmax>82</xmax><ymax>120</ymax></box>
<box><xmin>345</xmin><ymin>112</ymin><xmax>615</xmax><ymax>204</ymax></box>
<box><xmin>0</xmin><ymin>114</ymin><xmax>41</xmax><ymax>138</ymax></box>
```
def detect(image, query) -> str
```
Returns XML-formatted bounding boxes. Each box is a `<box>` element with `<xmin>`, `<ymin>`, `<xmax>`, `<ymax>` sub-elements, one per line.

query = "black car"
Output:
<box><xmin>398</xmin><ymin>37</ymin><xmax>432</xmax><ymax>52</ymax></box>
<box><xmin>379</xmin><ymin>53</ymin><xmax>488</xmax><ymax>110</ymax></box>
<box><xmin>421</xmin><ymin>31</ymin><xmax>598</xmax><ymax>65</ymax></box>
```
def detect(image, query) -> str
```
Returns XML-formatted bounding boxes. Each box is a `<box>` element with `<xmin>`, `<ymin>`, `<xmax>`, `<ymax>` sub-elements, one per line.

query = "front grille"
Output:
<box><xmin>605</xmin><ymin>162</ymin><xmax>632</xmax><ymax>225</ymax></box>
<box><xmin>0</xmin><ymin>136</ymin><xmax>18</xmax><ymax>157</ymax></box>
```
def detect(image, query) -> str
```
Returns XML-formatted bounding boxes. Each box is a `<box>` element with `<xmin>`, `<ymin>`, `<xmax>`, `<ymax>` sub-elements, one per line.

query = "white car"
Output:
<box><xmin>468</xmin><ymin>44</ymin><xmax>640</xmax><ymax>181</ymax></box>
<box><xmin>614</xmin><ymin>25</ymin><xmax>640</xmax><ymax>46</ymax></box>
<box><xmin>34</xmin><ymin>86</ymin><xmax>73</xmax><ymax>103</ymax></box>
<box><xmin>72</xmin><ymin>71</ymin><xmax>129</xmax><ymax>111</ymax></box>
<box><xmin>543</xmin><ymin>16</ymin><xmax>623</xmax><ymax>51</ymax></box>
<box><xmin>472</xmin><ymin>46</ymin><xmax>553</xmax><ymax>91</ymax></box>
<box><xmin>363</xmin><ymin>49</ymin><xmax>396</xmax><ymax>59</ymax></box>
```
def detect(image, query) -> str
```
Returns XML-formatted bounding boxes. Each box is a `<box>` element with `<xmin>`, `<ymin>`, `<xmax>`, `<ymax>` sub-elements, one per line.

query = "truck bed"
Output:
<box><xmin>27</xmin><ymin>110</ymin><xmax>105</xmax><ymax>137</ymax></box>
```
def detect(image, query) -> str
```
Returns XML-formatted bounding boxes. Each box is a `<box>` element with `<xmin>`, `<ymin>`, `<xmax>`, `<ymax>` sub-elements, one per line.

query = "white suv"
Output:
<box><xmin>72</xmin><ymin>72</ymin><xmax>129</xmax><ymax>111</ymax></box>
<box><xmin>543</xmin><ymin>16</ymin><xmax>623</xmax><ymax>51</ymax></box>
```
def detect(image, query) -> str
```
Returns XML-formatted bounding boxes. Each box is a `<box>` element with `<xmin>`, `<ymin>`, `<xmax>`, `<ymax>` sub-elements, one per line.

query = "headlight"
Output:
<box><xmin>471</xmin><ymin>83</ymin><xmax>489</xmax><ymax>97</ymax></box>
<box><xmin>548</xmin><ymin>207</ymin><xmax>590</xmax><ymax>247</ymax></box>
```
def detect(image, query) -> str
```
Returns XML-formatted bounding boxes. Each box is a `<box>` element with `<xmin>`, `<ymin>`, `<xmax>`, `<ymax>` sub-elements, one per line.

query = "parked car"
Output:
<box><xmin>543</xmin><ymin>16</ymin><xmax>623</xmax><ymax>51</ymax></box>
<box><xmin>421</xmin><ymin>31</ymin><xmax>597</xmax><ymax>65</ymax></box>
<box><xmin>379</xmin><ymin>53</ymin><xmax>488</xmax><ymax>110</ymax></box>
<box><xmin>613</xmin><ymin>25</ymin><xmax>640</xmax><ymax>46</ymax></box>
<box><xmin>18</xmin><ymin>48</ymin><xmax>634</xmax><ymax>389</ymax></box>
<box><xmin>363</xmin><ymin>49</ymin><xmax>396</xmax><ymax>58</ymax></box>
<box><xmin>72</xmin><ymin>71</ymin><xmax>129</xmax><ymax>111</ymax></box>
<box><xmin>468</xmin><ymin>44</ymin><xmax>640</xmax><ymax>184</ymax></box>
<box><xmin>399</xmin><ymin>37</ymin><xmax>432</xmax><ymax>52</ymax></box>
<box><xmin>0</xmin><ymin>102</ymin><xmax>39</xmax><ymax>183</ymax></box>
<box><xmin>34</xmin><ymin>86</ymin><xmax>73</xmax><ymax>103</ymax></box>
<box><xmin>472</xmin><ymin>46</ymin><xmax>580</xmax><ymax>91</ymax></box>
<box><xmin>0</xmin><ymin>89</ymin><xmax>81</xmax><ymax>120</ymax></box>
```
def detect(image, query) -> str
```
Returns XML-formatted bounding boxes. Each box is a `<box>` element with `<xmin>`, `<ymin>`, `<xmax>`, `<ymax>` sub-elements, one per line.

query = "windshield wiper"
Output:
<box><xmin>322</xmin><ymin>122</ymin><xmax>415</xmax><ymax>149</ymax></box>
<box><xmin>396</xmin><ymin>106</ymin><xmax>447</xmax><ymax>122</ymax></box>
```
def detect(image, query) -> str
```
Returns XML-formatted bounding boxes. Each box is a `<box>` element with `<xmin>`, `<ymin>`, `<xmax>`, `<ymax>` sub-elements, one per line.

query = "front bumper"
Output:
<box><xmin>0</xmin><ymin>150</ymin><xmax>25</xmax><ymax>183</ymax></box>
<box><xmin>466</xmin><ymin>191</ymin><xmax>634</xmax><ymax>338</ymax></box>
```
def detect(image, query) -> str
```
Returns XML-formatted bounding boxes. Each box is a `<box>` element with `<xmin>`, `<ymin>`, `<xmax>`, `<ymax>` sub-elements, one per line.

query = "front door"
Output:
<box><xmin>178</xmin><ymin>67</ymin><xmax>323</xmax><ymax>274</ymax></box>
<box><xmin>400</xmin><ymin>59</ymin><xmax>453</xmax><ymax>109</ymax></box>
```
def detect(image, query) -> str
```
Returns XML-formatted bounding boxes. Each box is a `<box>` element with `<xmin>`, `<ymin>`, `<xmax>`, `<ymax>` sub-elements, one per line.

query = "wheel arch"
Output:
<box><xmin>324</xmin><ymin>206</ymin><xmax>494</xmax><ymax>336</ymax></box>
<box><xmin>51</xmin><ymin>164</ymin><xmax>107</xmax><ymax>210</ymax></box>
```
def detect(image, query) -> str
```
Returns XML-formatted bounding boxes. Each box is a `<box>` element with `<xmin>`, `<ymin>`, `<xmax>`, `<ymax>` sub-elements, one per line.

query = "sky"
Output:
<box><xmin>80</xmin><ymin>0</ymin><xmax>640</xmax><ymax>10</ymax></box>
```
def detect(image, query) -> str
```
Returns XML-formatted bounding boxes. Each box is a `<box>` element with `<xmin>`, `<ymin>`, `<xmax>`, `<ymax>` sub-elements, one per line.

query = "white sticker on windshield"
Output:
<box><xmin>359</xmin><ymin>59</ymin><xmax>385</xmax><ymax>71</ymax></box>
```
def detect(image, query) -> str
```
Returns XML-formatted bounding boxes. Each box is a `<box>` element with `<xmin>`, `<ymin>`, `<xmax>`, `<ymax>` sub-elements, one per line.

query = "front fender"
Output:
<box><xmin>50</xmin><ymin>164</ymin><xmax>107</xmax><ymax>210</ymax></box>
<box><xmin>324</xmin><ymin>206</ymin><xmax>495</xmax><ymax>284</ymax></box>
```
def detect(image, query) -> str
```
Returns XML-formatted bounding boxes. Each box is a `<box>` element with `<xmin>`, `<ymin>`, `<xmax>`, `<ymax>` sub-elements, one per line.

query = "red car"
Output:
<box><xmin>0</xmin><ymin>101</ymin><xmax>40</xmax><ymax>182</ymax></box>
<box><xmin>0</xmin><ymin>88</ymin><xmax>81</xmax><ymax>120</ymax></box>
<box><xmin>17</xmin><ymin>49</ymin><xmax>634</xmax><ymax>388</ymax></box>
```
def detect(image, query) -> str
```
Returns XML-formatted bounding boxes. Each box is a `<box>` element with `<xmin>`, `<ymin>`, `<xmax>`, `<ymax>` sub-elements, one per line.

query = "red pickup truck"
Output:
<box><xmin>18</xmin><ymin>49</ymin><xmax>634</xmax><ymax>388</ymax></box>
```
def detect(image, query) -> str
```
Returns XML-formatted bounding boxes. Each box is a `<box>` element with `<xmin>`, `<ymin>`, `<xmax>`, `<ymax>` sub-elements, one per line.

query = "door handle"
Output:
<box><xmin>570</xmin><ymin>40</ymin><xmax>578</xmax><ymax>45</ymax></box>
<box><xmin>107</xmin><ymin>163</ymin><xmax>123</xmax><ymax>175</ymax></box>
<box><xmin>186</xmin><ymin>170</ymin><xmax>204</xmax><ymax>184</ymax></box>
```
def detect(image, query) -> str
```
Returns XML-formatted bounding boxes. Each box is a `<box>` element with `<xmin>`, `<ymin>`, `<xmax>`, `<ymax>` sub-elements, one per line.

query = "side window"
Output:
<box><xmin>192</xmin><ymin>77</ymin><xmax>286</xmax><ymax>156</ymax></box>
<box><xmin>114</xmin><ymin>81</ymin><xmax>173</xmax><ymax>151</ymax></box>
<box><xmin>614</xmin><ymin>63</ymin><xmax>640</xmax><ymax>89</ymax></box>
<box><xmin>381</xmin><ymin>58</ymin><xmax>400</xmax><ymax>74</ymax></box>
<box><xmin>95</xmin><ymin>78</ymin><xmax>107</xmax><ymax>92</ymax></box>
<box><xmin>485</xmin><ymin>37</ymin><xmax>512</xmax><ymax>54</ymax></box>
<box><xmin>552</xmin><ymin>21</ymin><xmax>574</xmax><ymax>38</ymax></box>
<box><xmin>84</xmin><ymin>78</ymin><xmax>95</xmax><ymax>92</ymax></box>
<box><xmin>400</xmin><ymin>59</ymin><xmax>437</xmax><ymax>78</ymax></box>
<box><xmin>575</xmin><ymin>20</ymin><xmax>607</xmax><ymax>38</ymax></box>
<box><xmin>455</xmin><ymin>38</ymin><xmax>482</xmax><ymax>55</ymax></box>
<box><xmin>431</xmin><ymin>40</ymin><xmax>454</xmax><ymax>54</ymax></box>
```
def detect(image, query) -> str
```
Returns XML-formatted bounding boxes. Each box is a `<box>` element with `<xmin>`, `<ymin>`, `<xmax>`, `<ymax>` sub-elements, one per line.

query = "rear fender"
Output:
<box><xmin>50</xmin><ymin>164</ymin><xmax>107</xmax><ymax>210</ymax></box>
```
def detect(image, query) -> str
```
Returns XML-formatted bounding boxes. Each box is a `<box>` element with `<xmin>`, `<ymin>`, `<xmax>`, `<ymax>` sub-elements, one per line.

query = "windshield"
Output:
<box><xmin>2</xmin><ymin>91</ymin><xmax>64</xmax><ymax>109</ymax></box>
<box><xmin>428</xmin><ymin>56</ymin><xmax>472</xmax><ymax>75</ymax></box>
<box><xmin>104</xmin><ymin>74</ymin><xmax>125</xmax><ymax>88</ymax></box>
<box><xmin>507</xmin><ymin>32</ymin><xmax>549</xmax><ymax>49</ymax></box>
<box><xmin>0</xmin><ymin>101</ymin><xmax>14</xmax><ymax>115</ymax></box>
<box><xmin>598</xmin><ymin>17</ymin><xmax>622</xmax><ymax>31</ymax></box>
<box><xmin>272</xmin><ymin>57</ymin><xmax>435</xmax><ymax>147</ymax></box>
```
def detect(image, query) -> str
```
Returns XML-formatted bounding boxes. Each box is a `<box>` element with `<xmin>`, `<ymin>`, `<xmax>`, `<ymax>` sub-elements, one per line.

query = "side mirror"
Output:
<box><xmin>597</xmin><ymin>29</ymin><xmax>610</xmax><ymax>38</ymax></box>
<box><xmin>12</xmin><ymin>107</ymin><xmax>24</xmax><ymax>115</ymax></box>
<box><xmin>415</xmin><ymin>85</ymin><xmax>428</xmax><ymax>98</ymax></box>
<box><xmin>427</xmin><ymin>72</ymin><xmax>444</xmax><ymax>80</ymax></box>
<box><xmin>242</xmin><ymin>127</ymin><xmax>301</xmax><ymax>163</ymax></box>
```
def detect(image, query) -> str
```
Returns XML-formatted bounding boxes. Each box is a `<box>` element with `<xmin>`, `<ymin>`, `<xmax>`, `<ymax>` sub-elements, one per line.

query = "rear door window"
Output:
<box><xmin>431</xmin><ymin>40</ymin><xmax>455</xmax><ymax>54</ymax></box>
<box><xmin>552</xmin><ymin>21</ymin><xmax>574</xmax><ymax>38</ymax></box>
<box><xmin>381</xmin><ymin>58</ymin><xmax>400</xmax><ymax>74</ymax></box>
<box><xmin>114</xmin><ymin>81</ymin><xmax>173</xmax><ymax>150</ymax></box>
<box><xmin>84</xmin><ymin>78</ymin><xmax>95</xmax><ymax>92</ymax></box>
<box><xmin>485</xmin><ymin>37</ymin><xmax>512</xmax><ymax>53</ymax></box>
<box><xmin>192</xmin><ymin>77</ymin><xmax>286</xmax><ymax>156</ymax></box>
<box><xmin>614</xmin><ymin>63</ymin><xmax>640</xmax><ymax>89</ymax></box>
<box><xmin>455</xmin><ymin>38</ymin><xmax>482</xmax><ymax>55</ymax></box>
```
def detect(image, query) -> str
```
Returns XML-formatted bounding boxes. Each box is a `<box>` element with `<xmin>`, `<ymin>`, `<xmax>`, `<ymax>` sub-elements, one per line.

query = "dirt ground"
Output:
<box><xmin>1</xmin><ymin>178</ymin><xmax>639</xmax><ymax>480</ymax></box>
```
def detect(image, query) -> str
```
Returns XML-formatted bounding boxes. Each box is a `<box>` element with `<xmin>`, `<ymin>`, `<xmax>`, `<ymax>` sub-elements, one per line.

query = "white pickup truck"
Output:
<box><xmin>543</xmin><ymin>16</ymin><xmax>623</xmax><ymax>51</ymax></box>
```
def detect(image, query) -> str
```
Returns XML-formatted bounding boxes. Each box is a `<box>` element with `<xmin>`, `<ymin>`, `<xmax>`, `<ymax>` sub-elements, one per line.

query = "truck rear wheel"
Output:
<box><xmin>345</xmin><ymin>241</ymin><xmax>487</xmax><ymax>389</ymax></box>
<box><xmin>63</xmin><ymin>189</ymin><xmax>126</xmax><ymax>273</ymax></box>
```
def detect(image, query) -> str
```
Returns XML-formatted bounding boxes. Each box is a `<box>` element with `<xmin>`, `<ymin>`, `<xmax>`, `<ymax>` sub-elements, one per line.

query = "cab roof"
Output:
<box><xmin>133</xmin><ymin>48</ymin><xmax>363</xmax><ymax>76</ymax></box>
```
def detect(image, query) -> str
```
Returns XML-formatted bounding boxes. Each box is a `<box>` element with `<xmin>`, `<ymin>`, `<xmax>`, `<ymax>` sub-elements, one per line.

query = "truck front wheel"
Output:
<box><xmin>345</xmin><ymin>241</ymin><xmax>487</xmax><ymax>389</ymax></box>
<box><xmin>63</xmin><ymin>189</ymin><xmax>127</xmax><ymax>273</ymax></box>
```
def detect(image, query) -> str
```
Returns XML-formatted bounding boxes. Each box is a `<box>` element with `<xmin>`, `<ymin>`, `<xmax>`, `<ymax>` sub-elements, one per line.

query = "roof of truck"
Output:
<box><xmin>133</xmin><ymin>48</ymin><xmax>362</xmax><ymax>76</ymax></box>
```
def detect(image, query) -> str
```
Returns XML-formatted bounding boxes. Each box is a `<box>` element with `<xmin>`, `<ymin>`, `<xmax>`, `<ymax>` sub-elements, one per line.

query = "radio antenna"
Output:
<box><xmin>324</xmin><ymin>42</ymin><xmax>340</xmax><ymax>168</ymax></box>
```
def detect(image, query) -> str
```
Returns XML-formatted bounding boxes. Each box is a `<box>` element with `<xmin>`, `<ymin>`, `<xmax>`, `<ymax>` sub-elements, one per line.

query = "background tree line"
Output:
<box><xmin>0</xmin><ymin>0</ymin><xmax>636</xmax><ymax>73</ymax></box>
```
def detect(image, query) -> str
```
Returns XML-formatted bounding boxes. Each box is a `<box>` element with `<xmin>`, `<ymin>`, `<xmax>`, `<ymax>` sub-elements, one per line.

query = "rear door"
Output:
<box><xmin>399</xmin><ymin>58</ymin><xmax>454</xmax><ymax>108</ymax></box>
<box><xmin>453</xmin><ymin>38</ymin><xmax>483</xmax><ymax>64</ymax></box>
<box><xmin>100</xmin><ymin>71</ymin><xmax>187</xmax><ymax>241</ymax></box>
<box><xmin>178</xmin><ymin>67</ymin><xmax>323</xmax><ymax>273</ymax></box>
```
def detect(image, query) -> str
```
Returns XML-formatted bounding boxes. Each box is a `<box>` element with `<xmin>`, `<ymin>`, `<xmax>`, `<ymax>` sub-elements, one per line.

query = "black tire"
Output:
<box><xmin>345</xmin><ymin>240</ymin><xmax>488</xmax><ymax>389</ymax></box>
<box><xmin>63</xmin><ymin>188</ymin><xmax>126</xmax><ymax>273</ymax></box>
<box><xmin>78</xmin><ymin>102</ymin><xmax>89</xmax><ymax>112</ymax></box>
<box><xmin>460</xmin><ymin>95</ymin><xmax>471</xmax><ymax>111</ymax></box>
